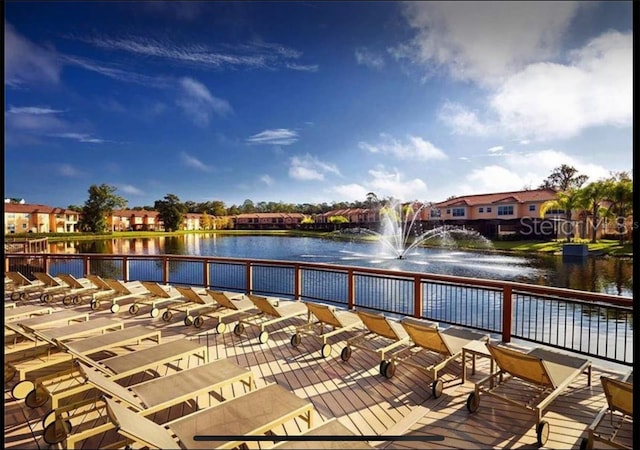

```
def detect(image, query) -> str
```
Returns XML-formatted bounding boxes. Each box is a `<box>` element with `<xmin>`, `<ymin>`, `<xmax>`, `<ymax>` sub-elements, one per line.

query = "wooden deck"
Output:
<box><xmin>4</xmin><ymin>288</ymin><xmax>633</xmax><ymax>449</ymax></box>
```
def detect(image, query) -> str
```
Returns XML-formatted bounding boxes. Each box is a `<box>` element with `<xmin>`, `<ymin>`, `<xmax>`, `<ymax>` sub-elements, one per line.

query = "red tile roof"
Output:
<box><xmin>434</xmin><ymin>188</ymin><xmax>558</xmax><ymax>207</ymax></box>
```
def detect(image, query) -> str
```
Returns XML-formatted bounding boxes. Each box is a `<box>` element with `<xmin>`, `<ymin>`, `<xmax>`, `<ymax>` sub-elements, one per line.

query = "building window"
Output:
<box><xmin>446</xmin><ymin>209</ymin><xmax>451</xmax><ymax>214</ymax></box>
<box><xmin>487</xmin><ymin>207</ymin><xmax>492</xmax><ymax>213</ymax></box>
<box><xmin>497</xmin><ymin>205</ymin><xmax>514</xmax><ymax>216</ymax></box>
<box><xmin>23</xmin><ymin>213</ymin><xmax>30</xmax><ymax>219</ymax></box>
<box><xmin>22</xmin><ymin>223</ymin><xmax>28</xmax><ymax>229</ymax></box>
<box><xmin>529</xmin><ymin>204</ymin><xmax>536</xmax><ymax>211</ymax></box>
<box><xmin>478</xmin><ymin>207</ymin><xmax>484</xmax><ymax>213</ymax></box>
<box><xmin>452</xmin><ymin>207</ymin><xmax>465</xmax><ymax>217</ymax></box>
<box><xmin>8</xmin><ymin>213</ymin><xmax>15</xmax><ymax>219</ymax></box>
<box><xmin>430</xmin><ymin>209</ymin><xmax>441</xmax><ymax>218</ymax></box>
<box><xmin>545</xmin><ymin>208</ymin><xmax>565</xmax><ymax>215</ymax></box>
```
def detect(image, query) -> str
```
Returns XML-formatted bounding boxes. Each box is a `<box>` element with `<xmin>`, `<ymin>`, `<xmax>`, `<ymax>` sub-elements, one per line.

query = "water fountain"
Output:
<box><xmin>339</xmin><ymin>201</ymin><xmax>491</xmax><ymax>259</ymax></box>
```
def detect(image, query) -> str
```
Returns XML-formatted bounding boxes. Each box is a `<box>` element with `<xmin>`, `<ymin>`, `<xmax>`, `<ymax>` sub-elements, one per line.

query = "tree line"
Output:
<box><xmin>66</xmin><ymin>164</ymin><xmax>633</xmax><ymax>243</ymax></box>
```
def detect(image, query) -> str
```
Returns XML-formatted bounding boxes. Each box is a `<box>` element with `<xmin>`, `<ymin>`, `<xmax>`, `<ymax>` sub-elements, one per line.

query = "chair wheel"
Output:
<box><xmin>579</xmin><ymin>437</ymin><xmax>591</xmax><ymax>450</ymax></box>
<box><xmin>340</xmin><ymin>346</ymin><xmax>352</xmax><ymax>361</ymax></box>
<box><xmin>162</xmin><ymin>311</ymin><xmax>173</xmax><ymax>322</ymax></box>
<box><xmin>41</xmin><ymin>293</ymin><xmax>52</xmax><ymax>303</ymax></box>
<box><xmin>194</xmin><ymin>316</ymin><xmax>204</xmax><ymax>328</ymax></box>
<box><xmin>42</xmin><ymin>410</ymin><xmax>57</xmax><ymax>429</ymax></box>
<box><xmin>258</xmin><ymin>331</ymin><xmax>269</xmax><ymax>344</ymax></box>
<box><xmin>90</xmin><ymin>300</ymin><xmax>100</xmax><ymax>310</ymax></box>
<box><xmin>11</xmin><ymin>291</ymin><xmax>21</xmax><ymax>301</ymax></box>
<box><xmin>11</xmin><ymin>380</ymin><xmax>35</xmax><ymax>400</ymax></box>
<box><xmin>43</xmin><ymin>420</ymin><xmax>72</xmax><ymax>445</ymax></box>
<box><xmin>110</xmin><ymin>304</ymin><xmax>120</xmax><ymax>313</ymax></box>
<box><xmin>291</xmin><ymin>333</ymin><xmax>302</xmax><ymax>347</ymax></box>
<box><xmin>129</xmin><ymin>304</ymin><xmax>140</xmax><ymax>315</ymax></box>
<box><xmin>62</xmin><ymin>296</ymin><xmax>72</xmax><ymax>306</ymax></box>
<box><xmin>379</xmin><ymin>360</ymin><xmax>389</xmax><ymax>376</ymax></box>
<box><xmin>234</xmin><ymin>323</ymin><xmax>245</xmax><ymax>336</ymax></box>
<box><xmin>150</xmin><ymin>307</ymin><xmax>160</xmax><ymax>318</ymax></box>
<box><xmin>466</xmin><ymin>392</ymin><xmax>479</xmax><ymax>412</ymax></box>
<box><xmin>25</xmin><ymin>388</ymin><xmax>49</xmax><ymax>408</ymax></box>
<box><xmin>536</xmin><ymin>420</ymin><xmax>550</xmax><ymax>446</ymax></box>
<box><xmin>184</xmin><ymin>315</ymin><xmax>194</xmax><ymax>326</ymax></box>
<box><xmin>432</xmin><ymin>379</ymin><xmax>444</xmax><ymax>398</ymax></box>
<box><xmin>384</xmin><ymin>360</ymin><xmax>396</xmax><ymax>379</ymax></box>
<box><xmin>72</xmin><ymin>295</ymin><xmax>81</xmax><ymax>305</ymax></box>
<box><xmin>320</xmin><ymin>344</ymin><xmax>332</xmax><ymax>358</ymax></box>
<box><xmin>215</xmin><ymin>322</ymin><xmax>226</xmax><ymax>334</ymax></box>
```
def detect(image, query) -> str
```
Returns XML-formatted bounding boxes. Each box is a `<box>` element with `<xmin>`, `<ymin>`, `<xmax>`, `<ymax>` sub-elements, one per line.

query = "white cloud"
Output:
<box><xmin>487</xmin><ymin>146</ymin><xmax>504</xmax><ymax>153</ymax></box>
<box><xmin>8</xmin><ymin>106</ymin><xmax>64</xmax><ymax>115</ymax></box>
<box><xmin>438</xmin><ymin>102</ymin><xmax>491</xmax><ymax>136</ymax></box>
<box><xmin>260</xmin><ymin>175</ymin><xmax>274</xmax><ymax>186</ymax></box>
<box><xmin>119</xmin><ymin>184</ymin><xmax>145</xmax><ymax>195</ymax></box>
<box><xmin>180</xmin><ymin>152</ymin><xmax>212</xmax><ymax>172</ymax></box>
<box><xmin>57</xmin><ymin>164</ymin><xmax>81</xmax><ymax>177</ymax></box>
<box><xmin>456</xmin><ymin>148</ymin><xmax>611</xmax><ymax>195</ymax></box>
<box><xmin>289</xmin><ymin>154</ymin><xmax>340</xmax><ymax>181</ymax></box>
<box><xmin>51</xmin><ymin>132</ymin><xmax>105</xmax><ymax>143</ymax></box>
<box><xmin>247</xmin><ymin>129</ymin><xmax>299</xmax><ymax>145</ymax></box>
<box><xmin>177</xmin><ymin>77</ymin><xmax>231</xmax><ymax>127</ymax></box>
<box><xmin>359</xmin><ymin>133</ymin><xmax>447</xmax><ymax>161</ymax></box>
<box><xmin>332</xmin><ymin>166</ymin><xmax>429</xmax><ymax>202</ymax></box>
<box><xmin>331</xmin><ymin>183</ymin><xmax>370</xmax><ymax>202</ymax></box>
<box><xmin>396</xmin><ymin>2</ymin><xmax>585</xmax><ymax>86</ymax></box>
<box><xmin>285</xmin><ymin>63</ymin><xmax>319</xmax><ymax>72</ymax></box>
<box><xmin>5</xmin><ymin>21</ymin><xmax>62</xmax><ymax>87</ymax></box>
<box><xmin>438</xmin><ymin>31</ymin><xmax>632</xmax><ymax>142</ymax></box>
<box><xmin>355</xmin><ymin>48</ymin><xmax>385</xmax><ymax>69</ymax></box>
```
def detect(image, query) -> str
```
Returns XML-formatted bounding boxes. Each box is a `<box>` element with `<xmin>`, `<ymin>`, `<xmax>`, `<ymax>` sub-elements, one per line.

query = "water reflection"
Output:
<box><xmin>48</xmin><ymin>235</ymin><xmax>632</xmax><ymax>296</ymax></box>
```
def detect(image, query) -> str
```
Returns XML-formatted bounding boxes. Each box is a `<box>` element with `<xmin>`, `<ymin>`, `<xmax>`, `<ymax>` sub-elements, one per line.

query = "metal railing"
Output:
<box><xmin>5</xmin><ymin>252</ymin><xmax>633</xmax><ymax>365</ymax></box>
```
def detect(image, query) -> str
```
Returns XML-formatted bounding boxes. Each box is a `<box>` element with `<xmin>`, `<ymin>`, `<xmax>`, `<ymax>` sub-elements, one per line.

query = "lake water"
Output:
<box><xmin>52</xmin><ymin>234</ymin><xmax>633</xmax><ymax>296</ymax></box>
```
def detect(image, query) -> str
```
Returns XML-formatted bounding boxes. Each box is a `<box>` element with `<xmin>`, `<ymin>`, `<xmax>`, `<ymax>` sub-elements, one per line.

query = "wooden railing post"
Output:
<box><xmin>203</xmin><ymin>260</ymin><xmax>210</xmax><ymax>289</ymax></box>
<box><xmin>413</xmin><ymin>275</ymin><xmax>423</xmax><ymax>318</ymax></box>
<box><xmin>163</xmin><ymin>256</ymin><xmax>169</xmax><ymax>284</ymax></box>
<box><xmin>347</xmin><ymin>269</ymin><xmax>355</xmax><ymax>310</ymax></box>
<box><xmin>83</xmin><ymin>256</ymin><xmax>90</xmax><ymax>277</ymax></box>
<box><xmin>502</xmin><ymin>285</ymin><xmax>513</xmax><ymax>343</ymax></box>
<box><xmin>246</xmin><ymin>262</ymin><xmax>253</xmax><ymax>294</ymax></box>
<box><xmin>43</xmin><ymin>255</ymin><xmax>50</xmax><ymax>275</ymax></box>
<box><xmin>123</xmin><ymin>257</ymin><xmax>129</xmax><ymax>281</ymax></box>
<box><xmin>294</xmin><ymin>264</ymin><xmax>301</xmax><ymax>300</ymax></box>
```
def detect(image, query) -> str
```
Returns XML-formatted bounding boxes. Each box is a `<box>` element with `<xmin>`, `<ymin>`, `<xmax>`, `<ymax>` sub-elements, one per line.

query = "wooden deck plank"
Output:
<box><xmin>4</xmin><ymin>296</ymin><xmax>632</xmax><ymax>450</ymax></box>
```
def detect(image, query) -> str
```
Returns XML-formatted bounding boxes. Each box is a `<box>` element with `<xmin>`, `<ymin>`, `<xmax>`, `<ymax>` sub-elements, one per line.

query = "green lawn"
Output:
<box><xmin>487</xmin><ymin>239</ymin><xmax>633</xmax><ymax>256</ymax></box>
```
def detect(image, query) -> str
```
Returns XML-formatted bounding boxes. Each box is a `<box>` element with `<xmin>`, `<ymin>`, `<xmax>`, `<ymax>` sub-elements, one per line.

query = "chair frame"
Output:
<box><xmin>291</xmin><ymin>301</ymin><xmax>364</xmax><ymax>359</ymax></box>
<box><xmin>581</xmin><ymin>372</ymin><xmax>633</xmax><ymax>450</ymax></box>
<box><xmin>466</xmin><ymin>343</ymin><xmax>592</xmax><ymax>446</ymax></box>
<box><xmin>234</xmin><ymin>295</ymin><xmax>309</xmax><ymax>344</ymax></box>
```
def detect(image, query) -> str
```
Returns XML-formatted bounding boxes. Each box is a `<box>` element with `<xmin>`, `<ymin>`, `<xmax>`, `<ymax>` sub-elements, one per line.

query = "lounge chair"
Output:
<box><xmin>6</xmin><ymin>271</ymin><xmax>46</xmax><ymax>301</ymax></box>
<box><xmin>5</xmin><ymin>304</ymin><xmax>53</xmax><ymax>322</ymax></box>
<box><xmin>272</xmin><ymin>418</ymin><xmax>375</xmax><ymax>449</ymax></box>
<box><xmin>161</xmin><ymin>285</ymin><xmax>224</xmax><ymax>326</ymax></box>
<box><xmin>384</xmin><ymin>318</ymin><xmax>489</xmax><ymax>398</ymax></box>
<box><xmin>340</xmin><ymin>310</ymin><xmax>410</xmax><ymax>367</ymax></box>
<box><xmin>32</xmin><ymin>272</ymin><xmax>74</xmax><ymax>302</ymax></box>
<box><xmin>234</xmin><ymin>295</ymin><xmax>308</xmax><ymax>344</ymax></box>
<box><xmin>127</xmin><ymin>281</ymin><xmax>183</xmax><ymax>318</ymax></box>
<box><xmin>31</xmin><ymin>338</ymin><xmax>208</xmax><ymax>410</ymax></box>
<box><xmin>103</xmin><ymin>382</ymin><xmax>314</xmax><ymax>449</ymax></box>
<box><xmin>14</xmin><ymin>309</ymin><xmax>89</xmax><ymax>332</ymax></box>
<box><xmin>56</xmin><ymin>273</ymin><xmax>115</xmax><ymax>305</ymax></box>
<box><xmin>85</xmin><ymin>275</ymin><xmax>148</xmax><ymax>313</ymax></box>
<box><xmin>179</xmin><ymin>289</ymin><xmax>256</xmax><ymax>332</ymax></box>
<box><xmin>290</xmin><ymin>301</ymin><xmax>364</xmax><ymax>358</ymax></box>
<box><xmin>6</xmin><ymin>318</ymin><xmax>125</xmax><ymax>382</ymax></box>
<box><xmin>10</xmin><ymin>325</ymin><xmax>162</xmax><ymax>406</ymax></box>
<box><xmin>581</xmin><ymin>372</ymin><xmax>633</xmax><ymax>450</ymax></box>
<box><xmin>43</xmin><ymin>359</ymin><xmax>256</xmax><ymax>446</ymax></box>
<box><xmin>466</xmin><ymin>343</ymin><xmax>592</xmax><ymax>446</ymax></box>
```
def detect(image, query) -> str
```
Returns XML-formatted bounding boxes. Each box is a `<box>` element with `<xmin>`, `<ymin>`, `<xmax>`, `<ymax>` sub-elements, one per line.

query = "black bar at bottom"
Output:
<box><xmin>193</xmin><ymin>435</ymin><xmax>444</xmax><ymax>442</ymax></box>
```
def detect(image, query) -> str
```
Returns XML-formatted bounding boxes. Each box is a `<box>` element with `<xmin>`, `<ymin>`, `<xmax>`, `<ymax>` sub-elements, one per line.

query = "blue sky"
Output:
<box><xmin>4</xmin><ymin>1</ymin><xmax>633</xmax><ymax>208</ymax></box>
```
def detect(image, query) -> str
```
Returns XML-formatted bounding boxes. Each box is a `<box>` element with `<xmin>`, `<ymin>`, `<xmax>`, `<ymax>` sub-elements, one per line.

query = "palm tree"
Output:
<box><xmin>604</xmin><ymin>176</ymin><xmax>633</xmax><ymax>244</ymax></box>
<box><xmin>539</xmin><ymin>190</ymin><xmax>582</xmax><ymax>242</ymax></box>
<box><xmin>577</xmin><ymin>180</ymin><xmax>611</xmax><ymax>243</ymax></box>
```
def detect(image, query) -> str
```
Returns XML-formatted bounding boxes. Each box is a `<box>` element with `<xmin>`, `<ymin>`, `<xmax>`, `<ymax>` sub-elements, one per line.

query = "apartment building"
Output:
<box><xmin>233</xmin><ymin>213</ymin><xmax>305</xmax><ymax>230</ymax></box>
<box><xmin>4</xmin><ymin>203</ymin><xmax>79</xmax><ymax>234</ymax></box>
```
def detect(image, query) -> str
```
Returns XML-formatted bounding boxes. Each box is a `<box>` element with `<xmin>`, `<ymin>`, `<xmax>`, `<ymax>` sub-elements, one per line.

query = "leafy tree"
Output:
<box><xmin>67</xmin><ymin>205</ymin><xmax>83</xmax><ymax>212</ymax></box>
<box><xmin>154</xmin><ymin>194</ymin><xmax>187</xmax><ymax>232</ymax></box>
<box><xmin>539</xmin><ymin>190</ymin><xmax>582</xmax><ymax>242</ymax></box>
<box><xmin>210</xmin><ymin>200</ymin><xmax>227</xmax><ymax>216</ymax></box>
<box><xmin>240</xmin><ymin>199</ymin><xmax>256</xmax><ymax>213</ymax></box>
<box><xmin>539</xmin><ymin>164</ymin><xmax>588</xmax><ymax>191</ymax></box>
<box><xmin>604</xmin><ymin>173</ymin><xmax>633</xmax><ymax>244</ymax></box>
<box><xmin>577</xmin><ymin>180</ymin><xmax>611</xmax><ymax>243</ymax></box>
<box><xmin>78</xmin><ymin>184</ymin><xmax>127</xmax><ymax>232</ymax></box>
<box><xmin>328</xmin><ymin>215</ymin><xmax>349</xmax><ymax>230</ymax></box>
<box><xmin>201</xmin><ymin>212</ymin><xmax>212</xmax><ymax>230</ymax></box>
